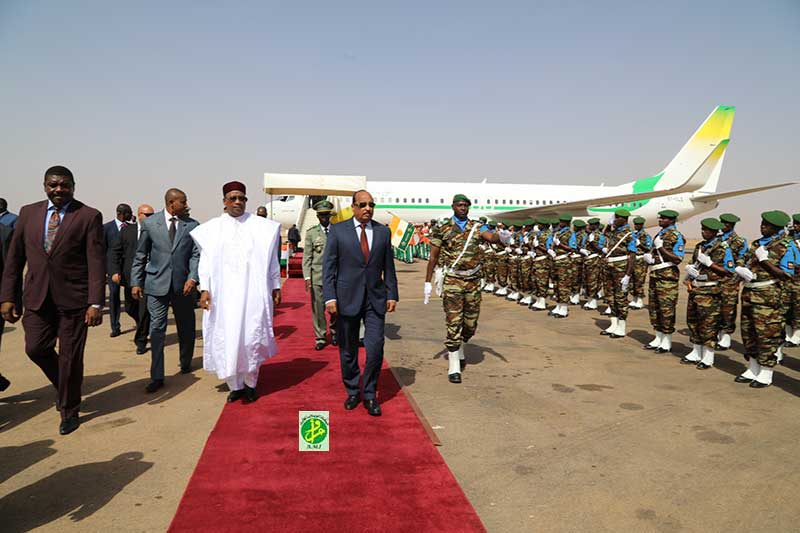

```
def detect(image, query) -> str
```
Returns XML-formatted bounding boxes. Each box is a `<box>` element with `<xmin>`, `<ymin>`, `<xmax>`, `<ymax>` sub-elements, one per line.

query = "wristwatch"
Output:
<box><xmin>91</xmin><ymin>304</ymin><xmax>102</xmax><ymax>309</ymax></box>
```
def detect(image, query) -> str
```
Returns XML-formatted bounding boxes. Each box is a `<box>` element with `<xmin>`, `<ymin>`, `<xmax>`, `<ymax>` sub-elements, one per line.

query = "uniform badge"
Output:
<box><xmin>727</xmin><ymin>260</ymin><xmax>734</xmax><ymax>268</ymax></box>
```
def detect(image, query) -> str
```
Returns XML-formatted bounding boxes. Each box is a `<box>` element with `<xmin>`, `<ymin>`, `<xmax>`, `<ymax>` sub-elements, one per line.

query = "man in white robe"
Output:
<box><xmin>190</xmin><ymin>181</ymin><xmax>282</xmax><ymax>403</ymax></box>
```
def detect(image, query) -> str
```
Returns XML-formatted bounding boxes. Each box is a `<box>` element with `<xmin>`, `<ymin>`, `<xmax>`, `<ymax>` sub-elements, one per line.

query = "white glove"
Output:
<box><xmin>533</xmin><ymin>237</ymin><xmax>539</xmax><ymax>248</ymax></box>
<box><xmin>696</xmin><ymin>250</ymin><xmax>713</xmax><ymax>267</ymax></box>
<box><xmin>553</xmin><ymin>236</ymin><xmax>561</xmax><ymax>246</ymax></box>
<box><xmin>735</xmin><ymin>266</ymin><xmax>755</xmax><ymax>282</ymax></box>
<box><xmin>527</xmin><ymin>251</ymin><xmax>536</xmax><ymax>258</ymax></box>
<box><xmin>588</xmin><ymin>233</ymin><xmax>595</xmax><ymax>243</ymax></box>
<box><xmin>498</xmin><ymin>229</ymin><xmax>513</xmax><ymax>245</ymax></box>
<box><xmin>601</xmin><ymin>247</ymin><xmax>609</xmax><ymax>254</ymax></box>
<box><xmin>547</xmin><ymin>249</ymin><xmax>557</xmax><ymax>258</ymax></box>
<box><xmin>653</xmin><ymin>236</ymin><xmax>664</xmax><ymax>249</ymax></box>
<box><xmin>423</xmin><ymin>282</ymin><xmax>432</xmax><ymax>305</ymax></box>
<box><xmin>642</xmin><ymin>252</ymin><xmax>655</xmax><ymax>264</ymax></box>
<box><xmin>505</xmin><ymin>246</ymin><xmax>512</xmax><ymax>253</ymax></box>
<box><xmin>755</xmin><ymin>245</ymin><xmax>769</xmax><ymax>262</ymax></box>
<box><xmin>580</xmin><ymin>248</ymin><xmax>589</xmax><ymax>256</ymax></box>
<box><xmin>621</xmin><ymin>275</ymin><xmax>630</xmax><ymax>291</ymax></box>
<box><xmin>685</xmin><ymin>265</ymin><xmax>700</xmax><ymax>279</ymax></box>
<box><xmin>514</xmin><ymin>247</ymin><xmax>521</xmax><ymax>255</ymax></box>
<box><xmin>523</xmin><ymin>236</ymin><xmax>529</xmax><ymax>244</ymax></box>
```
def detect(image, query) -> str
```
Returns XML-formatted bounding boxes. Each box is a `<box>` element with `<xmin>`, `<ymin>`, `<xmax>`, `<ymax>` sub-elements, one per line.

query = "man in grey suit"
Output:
<box><xmin>131</xmin><ymin>188</ymin><xmax>199</xmax><ymax>393</ymax></box>
<box><xmin>323</xmin><ymin>190</ymin><xmax>399</xmax><ymax>416</ymax></box>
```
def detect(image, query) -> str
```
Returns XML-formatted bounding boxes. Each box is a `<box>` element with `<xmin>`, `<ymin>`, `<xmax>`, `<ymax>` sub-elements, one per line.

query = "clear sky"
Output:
<box><xmin>1</xmin><ymin>1</ymin><xmax>798</xmax><ymax>237</ymax></box>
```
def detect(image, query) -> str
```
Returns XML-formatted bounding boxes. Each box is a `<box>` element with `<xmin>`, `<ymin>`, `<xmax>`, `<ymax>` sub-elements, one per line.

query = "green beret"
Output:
<box><xmin>452</xmin><ymin>194</ymin><xmax>471</xmax><ymax>206</ymax></box>
<box><xmin>614</xmin><ymin>208</ymin><xmax>631</xmax><ymax>218</ymax></box>
<box><xmin>573</xmin><ymin>219</ymin><xmax>587</xmax><ymax>228</ymax></box>
<box><xmin>587</xmin><ymin>217</ymin><xmax>600</xmax><ymax>224</ymax></box>
<box><xmin>558</xmin><ymin>213</ymin><xmax>573</xmax><ymax>222</ymax></box>
<box><xmin>658</xmin><ymin>209</ymin><xmax>679</xmax><ymax>219</ymax></box>
<box><xmin>633</xmin><ymin>216</ymin><xmax>645</xmax><ymax>224</ymax></box>
<box><xmin>719</xmin><ymin>213</ymin><xmax>740</xmax><ymax>224</ymax></box>
<box><xmin>478</xmin><ymin>216</ymin><xmax>487</xmax><ymax>223</ymax></box>
<box><xmin>762</xmin><ymin>210</ymin><xmax>790</xmax><ymax>228</ymax></box>
<box><xmin>429</xmin><ymin>219</ymin><xmax>437</xmax><ymax>225</ymax></box>
<box><xmin>701</xmin><ymin>218</ymin><xmax>724</xmax><ymax>231</ymax></box>
<box><xmin>313</xmin><ymin>200</ymin><xmax>334</xmax><ymax>213</ymax></box>
<box><xmin>550</xmin><ymin>218</ymin><xmax>560</xmax><ymax>225</ymax></box>
<box><xmin>487</xmin><ymin>219</ymin><xmax>497</xmax><ymax>228</ymax></box>
<box><xmin>793</xmin><ymin>213</ymin><xmax>800</xmax><ymax>224</ymax></box>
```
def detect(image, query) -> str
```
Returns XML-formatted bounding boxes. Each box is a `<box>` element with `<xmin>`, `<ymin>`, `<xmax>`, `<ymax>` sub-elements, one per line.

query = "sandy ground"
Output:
<box><xmin>2</xmin><ymin>261</ymin><xmax>800</xmax><ymax>532</ymax></box>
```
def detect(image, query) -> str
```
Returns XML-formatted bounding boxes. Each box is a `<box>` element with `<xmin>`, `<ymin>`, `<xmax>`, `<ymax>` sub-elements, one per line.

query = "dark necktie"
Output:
<box><xmin>360</xmin><ymin>223</ymin><xmax>370</xmax><ymax>263</ymax></box>
<box><xmin>44</xmin><ymin>209</ymin><xmax>60</xmax><ymax>253</ymax></box>
<box><xmin>169</xmin><ymin>217</ymin><xmax>177</xmax><ymax>244</ymax></box>
<box><xmin>324</xmin><ymin>226</ymin><xmax>328</xmax><ymax>235</ymax></box>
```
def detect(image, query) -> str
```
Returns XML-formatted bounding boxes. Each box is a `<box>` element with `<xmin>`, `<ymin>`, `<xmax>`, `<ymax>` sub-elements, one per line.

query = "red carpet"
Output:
<box><xmin>169</xmin><ymin>279</ymin><xmax>485</xmax><ymax>533</ymax></box>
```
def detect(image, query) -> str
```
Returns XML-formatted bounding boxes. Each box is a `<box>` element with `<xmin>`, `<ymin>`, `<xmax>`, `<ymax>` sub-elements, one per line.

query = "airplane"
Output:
<box><xmin>268</xmin><ymin>106</ymin><xmax>794</xmax><ymax>231</ymax></box>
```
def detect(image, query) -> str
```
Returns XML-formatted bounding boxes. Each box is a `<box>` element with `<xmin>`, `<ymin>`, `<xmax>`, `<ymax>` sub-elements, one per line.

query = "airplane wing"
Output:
<box><xmin>690</xmin><ymin>182</ymin><xmax>797</xmax><ymax>203</ymax></box>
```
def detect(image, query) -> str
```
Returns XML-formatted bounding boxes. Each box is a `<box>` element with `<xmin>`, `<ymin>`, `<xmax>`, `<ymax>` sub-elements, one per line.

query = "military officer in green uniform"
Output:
<box><xmin>734</xmin><ymin>211</ymin><xmax>796</xmax><ymax>388</ymax></box>
<box><xmin>580</xmin><ymin>217</ymin><xmax>605</xmax><ymax>310</ymax></box>
<box><xmin>716</xmin><ymin>213</ymin><xmax>748</xmax><ymax>350</ymax></box>
<box><xmin>302</xmin><ymin>200</ymin><xmax>337</xmax><ymax>350</ymax></box>
<box><xmin>570</xmin><ymin>219</ymin><xmax>587</xmax><ymax>305</ymax></box>
<box><xmin>680</xmin><ymin>218</ymin><xmax>734</xmax><ymax>369</ymax></box>
<box><xmin>642</xmin><ymin>209</ymin><xmax>685</xmax><ymax>353</ymax></box>
<box><xmin>424</xmin><ymin>194</ymin><xmax>511</xmax><ymax>383</ymax></box>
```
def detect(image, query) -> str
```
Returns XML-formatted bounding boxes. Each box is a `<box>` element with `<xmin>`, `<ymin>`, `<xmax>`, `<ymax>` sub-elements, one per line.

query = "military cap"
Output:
<box><xmin>700</xmin><ymin>218</ymin><xmax>724</xmax><ymax>231</ymax></box>
<box><xmin>430</xmin><ymin>219</ymin><xmax>437</xmax><ymax>225</ymax></box>
<box><xmin>633</xmin><ymin>216</ymin><xmax>645</xmax><ymax>224</ymax></box>
<box><xmin>614</xmin><ymin>208</ymin><xmax>631</xmax><ymax>218</ymax></box>
<box><xmin>762</xmin><ymin>210</ymin><xmax>790</xmax><ymax>227</ymax></box>
<box><xmin>719</xmin><ymin>213</ymin><xmax>740</xmax><ymax>224</ymax></box>
<box><xmin>487</xmin><ymin>219</ymin><xmax>497</xmax><ymax>228</ymax></box>
<box><xmin>478</xmin><ymin>216</ymin><xmax>487</xmax><ymax>223</ymax></box>
<box><xmin>558</xmin><ymin>213</ymin><xmax>573</xmax><ymax>222</ymax></box>
<box><xmin>587</xmin><ymin>217</ymin><xmax>600</xmax><ymax>224</ymax></box>
<box><xmin>452</xmin><ymin>194</ymin><xmax>471</xmax><ymax>206</ymax></box>
<box><xmin>793</xmin><ymin>213</ymin><xmax>800</xmax><ymax>224</ymax></box>
<box><xmin>312</xmin><ymin>200</ymin><xmax>334</xmax><ymax>213</ymax></box>
<box><xmin>573</xmin><ymin>219</ymin><xmax>587</xmax><ymax>228</ymax></box>
<box><xmin>658</xmin><ymin>209</ymin><xmax>679</xmax><ymax>219</ymax></box>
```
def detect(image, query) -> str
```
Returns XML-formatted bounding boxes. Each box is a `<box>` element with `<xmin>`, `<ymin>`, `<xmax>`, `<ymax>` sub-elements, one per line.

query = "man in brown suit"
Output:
<box><xmin>0</xmin><ymin>166</ymin><xmax>105</xmax><ymax>435</ymax></box>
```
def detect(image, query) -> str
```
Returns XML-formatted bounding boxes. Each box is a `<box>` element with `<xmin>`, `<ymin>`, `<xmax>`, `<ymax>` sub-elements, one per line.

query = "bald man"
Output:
<box><xmin>111</xmin><ymin>204</ymin><xmax>155</xmax><ymax>354</ymax></box>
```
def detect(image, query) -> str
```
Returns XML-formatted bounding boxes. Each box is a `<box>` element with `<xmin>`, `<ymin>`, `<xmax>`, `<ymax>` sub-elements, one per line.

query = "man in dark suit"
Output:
<box><xmin>0</xmin><ymin>198</ymin><xmax>18</xmax><ymax>228</ymax></box>
<box><xmin>0</xmin><ymin>166</ymin><xmax>105</xmax><ymax>435</ymax></box>
<box><xmin>130</xmin><ymin>188</ymin><xmax>199</xmax><ymax>393</ymax></box>
<box><xmin>323</xmin><ymin>190</ymin><xmax>399</xmax><ymax>416</ymax></box>
<box><xmin>111</xmin><ymin>204</ymin><xmax>154</xmax><ymax>354</ymax></box>
<box><xmin>0</xmin><ymin>223</ymin><xmax>15</xmax><ymax>391</ymax></box>
<box><xmin>104</xmin><ymin>203</ymin><xmax>133</xmax><ymax>337</ymax></box>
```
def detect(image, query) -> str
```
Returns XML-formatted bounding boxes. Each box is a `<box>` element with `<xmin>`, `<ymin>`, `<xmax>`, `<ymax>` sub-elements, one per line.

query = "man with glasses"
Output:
<box><xmin>191</xmin><ymin>181</ymin><xmax>282</xmax><ymax>403</ymax></box>
<box><xmin>111</xmin><ymin>204</ymin><xmax>155</xmax><ymax>354</ymax></box>
<box><xmin>323</xmin><ymin>190</ymin><xmax>398</xmax><ymax>416</ymax></box>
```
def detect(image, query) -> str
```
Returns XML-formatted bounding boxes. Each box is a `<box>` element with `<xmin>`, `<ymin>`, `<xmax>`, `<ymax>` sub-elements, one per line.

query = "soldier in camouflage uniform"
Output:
<box><xmin>506</xmin><ymin>226</ymin><xmax>523</xmax><ymax>301</ymax></box>
<box><xmin>494</xmin><ymin>223</ymin><xmax>510</xmax><ymax>296</ymax></box>
<box><xmin>424</xmin><ymin>194</ymin><xmax>511</xmax><ymax>383</ymax></box>
<box><xmin>641</xmin><ymin>210</ymin><xmax>685</xmax><ymax>353</ymax></box>
<box><xmin>530</xmin><ymin>219</ymin><xmax>552</xmax><ymax>310</ymax></box>
<box><xmin>570</xmin><ymin>220</ymin><xmax>587</xmax><ymax>304</ymax></box>
<box><xmin>716</xmin><ymin>213</ymin><xmax>748</xmax><ymax>350</ymax></box>
<box><xmin>599</xmin><ymin>209</ymin><xmax>637</xmax><ymax>338</ymax></box>
<box><xmin>733</xmin><ymin>211</ymin><xmax>797</xmax><ymax>388</ymax></box>
<box><xmin>785</xmin><ymin>214</ymin><xmax>800</xmax><ymax>347</ymax></box>
<box><xmin>680</xmin><ymin>218</ymin><xmax>735</xmax><ymax>369</ymax></box>
<box><xmin>629</xmin><ymin>216</ymin><xmax>652</xmax><ymax>309</ymax></box>
<box><xmin>580</xmin><ymin>217</ymin><xmax>605</xmax><ymax>310</ymax></box>
<box><xmin>482</xmin><ymin>220</ymin><xmax>498</xmax><ymax>292</ymax></box>
<box><xmin>302</xmin><ymin>200</ymin><xmax>337</xmax><ymax>350</ymax></box>
<box><xmin>546</xmin><ymin>214</ymin><xmax>577</xmax><ymax>317</ymax></box>
<box><xmin>518</xmin><ymin>224</ymin><xmax>535</xmax><ymax>305</ymax></box>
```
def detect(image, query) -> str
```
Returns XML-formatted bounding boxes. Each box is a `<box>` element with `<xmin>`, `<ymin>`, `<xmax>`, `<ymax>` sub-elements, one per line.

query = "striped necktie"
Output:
<box><xmin>44</xmin><ymin>209</ymin><xmax>60</xmax><ymax>253</ymax></box>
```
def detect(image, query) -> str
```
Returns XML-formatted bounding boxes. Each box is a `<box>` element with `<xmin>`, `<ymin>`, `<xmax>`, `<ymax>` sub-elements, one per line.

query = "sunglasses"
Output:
<box><xmin>355</xmin><ymin>202</ymin><xmax>376</xmax><ymax>208</ymax></box>
<box><xmin>227</xmin><ymin>195</ymin><xmax>248</xmax><ymax>202</ymax></box>
<box><xmin>141</xmin><ymin>212</ymin><xmax>154</xmax><ymax>217</ymax></box>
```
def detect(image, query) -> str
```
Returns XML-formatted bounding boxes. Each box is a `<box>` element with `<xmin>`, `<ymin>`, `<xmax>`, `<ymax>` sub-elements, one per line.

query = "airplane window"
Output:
<box><xmin>440</xmin><ymin>198</ymin><xmax>444</xmax><ymax>203</ymax></box>
<box><xmin>550</xmin><ymin>200</ymin><xmax>553</xmax><ymax>205</ymax></box>
<box><xmin>411</xmin><ymin>198</ymin><xmax>415</xmax><ymax>203</ymax></box>
<box><xmin>395</xmin><ymin>198</ymin><xmax>399</xmax><ymax>203</ymax></box>
<box><xmin>535</xmin><ymin>200</ymin><xmax>539</xmax><ymax>205</ymax></box>
<box><xmin>426</xmin><ymin>198</ymin><xmax>430</xmax><ymax>203</ymax></box>
<box><xmin>516</xmin><ymin>200</ymin><xmax>520</xmax><ymax>205</ymax></box>
<box><xmin>473</xmin><ymin>199</ymin><xmax>478</xmax><ymax>205</ymax></box>
<box><xmin>502</xmin><ymin>199</ymin><xmax>506</xmax><ymax>205</ymax></box>
<box><xmin>403</xmin><ymin>198</ymin><xmax>407</xmax><ymax>203</ymax></box>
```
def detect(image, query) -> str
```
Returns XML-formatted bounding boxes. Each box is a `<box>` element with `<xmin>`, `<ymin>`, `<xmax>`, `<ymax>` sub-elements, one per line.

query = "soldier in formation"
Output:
<box><xmin>629</xmin><ymin>216</ymin><xmax>652</xmax><ymax>309</ymax></box>
<box><xmin>716</xmin><ymin>213</ymin><xmax>748</xmax><ymax>350</ymax></box>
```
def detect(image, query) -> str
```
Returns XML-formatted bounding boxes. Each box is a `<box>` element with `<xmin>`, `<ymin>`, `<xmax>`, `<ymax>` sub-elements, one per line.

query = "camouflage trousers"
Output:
<box><xmin>632</xmin><ymin>257</ymin><xmax>648</xmax><ymax>299</ymax></box>
<box><xmin>519</xmin><ymin>256</ymin><xmax>533</xmax><ymax>293</ymax></box>
<box><xmin>741</xmin><ymin>284</ymin><xmax>784</xmax><ymax>367</ymax></box>
<box><xmin>583</xmin><ymin>256</ymin><xmax>603</xmax><ymax>298</ymax></box>
<box><xmin>782</xmin><ymin>278</ymin><xmax>800</xmax><ymax>330</ymax></box>
<box><xmin>483</xmin><ymin>253</ymin><xmax>496</xmax><ymax>284</ymax></box>
<box><xmin>550</xmin><ymin>257</ymin><xmax>570</xmax><ymax>303</ymax></box>
<box><xmin>571</xmin><ymin>256</ymin><xmax>584</xmax><ymax>295</ymax></box>
<box><xmin>508</xmin><ymin>256</ymin><xmax>520</xmax><ymax>292</ymax></box>
<box><xmin>718</xmin><ymin>278</ymin><xmax>741</xmax><ymax>334</ymax></box>
<box><xmin>442</xmin><ymin>277</ymin><xmax>482</xmax><ymax>351</ymax></box>
<box><xmin>687</xmin><ymin>287</ymin><xmax>721</xmax><ymax>347</ymax></box>
<box><xmin>531</xmin><ymin>258</ymin><xmax>550</xmax><ymax>298</ymax></box>
<box><xmin>648</xmin><ymin>269</ymin><xmax>680</xmax><ymax>334</ymax></box>
<box><xmin>496</xmin><ymin>254</ymin><xmax>509</xmax><ymax>287</ymax></box>
<box><xmin>604</xmin><ymin>261</ymin><xmax>629</xmax><ymax>320</ymax></box>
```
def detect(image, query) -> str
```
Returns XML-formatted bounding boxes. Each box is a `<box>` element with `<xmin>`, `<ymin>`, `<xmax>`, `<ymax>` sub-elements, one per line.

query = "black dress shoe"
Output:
<box><xmin>344</xmin><ymin>395</ymin><xmax>360</xmax><ymax>410</ymax></box>
<box><xmin>654</xmin><ymin>347</ymin><xmax>671</xmax><ymax>354</ymax></box>
<box><xmin>145</xmin><ymin>380</ymin><xmax>164</xmax><ymax>393</ymax></box>
<box><xmin>696</xmin><ymin>362</ymin><xmax>712</xmax><ymax>370</ymax></box>
<box><xmin>363</xmin><ymin>399</ymin><xmax>381</xmax><ymax>416</ymax></box>
<box><xmin>600</xmin><ymin>330</ymin><xmax>610</xmax><ymax>336</ymax></box>
<box><xmin>643</xmin><ymin>344</ymin><xmax>657</xmax><ymax>350</ymax></box>
<box><xmin>243</xmin><ymin>385</ymin><xmax>258</xmax><ymax>403</ymax></box>
<box><xmin>180</xmin><ymin>366</ymin><xmax>192</xmax><ymax>374</ymax></box>
<box><xmin>680</xmin><ymin>357</ymin><xmax>699</xmax><ymax>365</ymax></box>
<box><xmin>0</xmin><ymin>373</ymin><xmax>10</xmax><ymax>392</ymax></box>
<box><xmin>734</xmin><ymin>375</ymin><xmax>754</xmax><ymax>384</ymax></box>
<box><xmin>135</xmin><ymin>345</ymin><xmax>147</xmax><ymax>355</ymax></box>
<box><xmin>448</xmin><ymin>372</ymin><xmax>462</xmax><ymax>384</ymax></box>
<box><xmin>227</xmin><ymin>389</ymin><xmax>245</xmax><ymax>402</ymax></box>
<box><xmin>749</xmin><ymin>380</ymin><xmax>771</xmax><ymax>389</ymax></box>
<box><xmin>314</xmin><ymin>340</ymin><xmax>326</xmax><ymax>351</ymax></box>
<box><xmin>110</xmin><ymin>330</ymin><xmax>121</xmax><ymax>338</ymax></box>
<box><xmin>59</xmin><ymin>416</ymin><xmax>80</xmax><ymax>435</ymax></box>
<box><xmin>609</xmin><ymin>333</ymin><xmax>624</xmax><ymax>339</ymax></box>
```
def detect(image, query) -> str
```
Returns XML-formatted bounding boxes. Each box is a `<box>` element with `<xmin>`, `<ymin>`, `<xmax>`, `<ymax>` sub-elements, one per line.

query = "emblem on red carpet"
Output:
<box><xmin>299</xmin><ymin>411</ymin><xmax>330</xmax><ymax>451</ymax></box>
